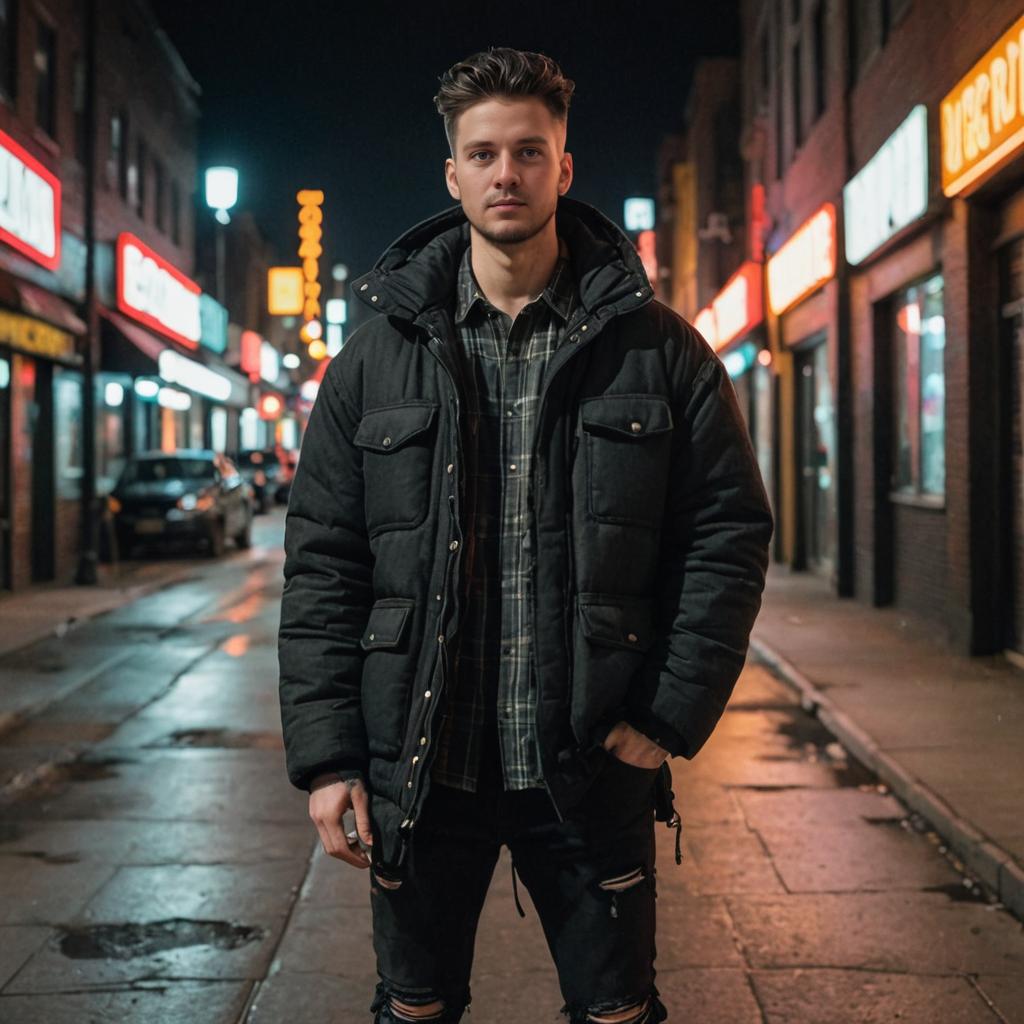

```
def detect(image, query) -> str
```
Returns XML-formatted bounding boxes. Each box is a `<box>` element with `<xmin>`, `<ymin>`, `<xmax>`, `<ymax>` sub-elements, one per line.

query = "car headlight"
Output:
<box><xmin>177</xmin><ymin>493</ymin><xmax>216</xmax><ymax>512</ymax></box>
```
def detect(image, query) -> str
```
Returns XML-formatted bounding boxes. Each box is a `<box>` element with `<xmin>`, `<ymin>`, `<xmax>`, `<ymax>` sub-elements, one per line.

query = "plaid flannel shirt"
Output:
<box><xmin>431</xmin><ymin>239</ymin><xmax>576</xmax><ymax>792</ymax></box>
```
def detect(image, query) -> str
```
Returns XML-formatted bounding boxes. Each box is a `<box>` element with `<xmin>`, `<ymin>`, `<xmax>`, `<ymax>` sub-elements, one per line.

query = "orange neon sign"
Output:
<box><xmin>942</xmin><ymin>12</ymin><xmax>1024</xmax><ymax>196</ymax></box>
<box><xmin>692</xmin><ymin>261</ymin><xmax>763</xmax><ymax>352</ymax></box>
<box><xmin>297</xmin><ymin>189</ymin><xmax>324</xmax><ymax>342</ymax></box>
<box><xmin>766</xmin><ymin>204</ymin><xmax>836</xmax><ymax>316</ymax></box>
<box><xmin>268</xmin><ymin>266</ymin><xmax>304</xmax><ymax>316</ymax></box>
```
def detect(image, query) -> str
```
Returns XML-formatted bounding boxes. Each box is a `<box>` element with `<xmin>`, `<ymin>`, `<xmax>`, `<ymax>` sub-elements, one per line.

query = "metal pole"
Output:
<box><xmin>216</xmin><ymin>219</ymin><xmax>226</xmax><ymax>306</ymax></box>
<box><xmin>75</xmin><ymin>0</ymin><xmax>99</xmax><ymax>585</ymax></box>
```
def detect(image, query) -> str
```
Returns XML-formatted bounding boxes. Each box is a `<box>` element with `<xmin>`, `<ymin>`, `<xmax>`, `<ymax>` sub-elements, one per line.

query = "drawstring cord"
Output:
<box><xmin>669</xmin><ymin>812</ymin><xmax>683</xmax><ymax>865</ymax></box>
<box><xmin>511</xmin><ymin>858</ymin><xmax>527</xmax><ymax>918</ymax></box>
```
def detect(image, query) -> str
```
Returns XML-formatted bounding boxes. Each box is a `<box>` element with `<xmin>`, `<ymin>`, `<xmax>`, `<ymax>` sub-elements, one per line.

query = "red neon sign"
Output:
<box><xmin>637</xmin><ymin>229</ymin><xmax>658</xmax><ymax>286</ymax></box>
<box><xmin>0</xmin><ymin>128</ymin><xmax>61</xmax><ymax>271</ymax></box>
<box><xmin>240</xmin><ymin>330</ymin><xmax>262</xmax><ymax>382</ymax></box>
<box><xmin>116</xmin><ymin>232</ymin><xmax>201</xmax><ymax>348</ymax></box>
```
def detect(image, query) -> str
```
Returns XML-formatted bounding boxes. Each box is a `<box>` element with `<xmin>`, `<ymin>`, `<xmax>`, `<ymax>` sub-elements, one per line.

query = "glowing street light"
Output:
<box><xmin>205</xmin><ymin>167</ymin><xmax>239</xmax><ymax>221</ymax></box>
<box><xmin>205</xmin><ymin>166</ymin><xmax>239</xmax><ymax>304</ymax></box>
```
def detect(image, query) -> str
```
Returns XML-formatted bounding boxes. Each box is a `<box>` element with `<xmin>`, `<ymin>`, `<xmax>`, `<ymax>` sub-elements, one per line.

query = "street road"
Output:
<box><xmin>0</xmin><ymin>511</ymin><xmax>1022</xmax><ymax>1022</ymax></box>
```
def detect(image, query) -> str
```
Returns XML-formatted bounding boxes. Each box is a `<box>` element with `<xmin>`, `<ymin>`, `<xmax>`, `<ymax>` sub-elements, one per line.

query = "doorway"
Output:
<box><xmin>794</xmin><ymin>334</ymin><xmax>836</xmax><ymax>577</ymax></box>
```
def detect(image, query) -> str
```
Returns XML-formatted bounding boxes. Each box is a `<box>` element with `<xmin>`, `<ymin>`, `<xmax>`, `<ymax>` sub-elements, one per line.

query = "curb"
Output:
<box><xmin>749</xmin><ymin>634</ymin><xmax>1024</xmax><ymax>923</ymax></box>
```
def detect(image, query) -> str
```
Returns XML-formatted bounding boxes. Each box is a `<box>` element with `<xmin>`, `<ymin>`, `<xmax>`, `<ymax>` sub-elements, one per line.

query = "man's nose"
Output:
<box><xmin>493</xmin><ymin>155</ymin><xmax>521</xmax><ymax>189</ymax></box>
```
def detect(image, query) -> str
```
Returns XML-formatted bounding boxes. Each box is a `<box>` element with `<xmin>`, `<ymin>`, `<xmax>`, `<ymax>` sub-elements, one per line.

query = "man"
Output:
<box><xmin>279</xmin><ymin>48</ymin><xmax>773</xmax><ymax>1024</ymax></box>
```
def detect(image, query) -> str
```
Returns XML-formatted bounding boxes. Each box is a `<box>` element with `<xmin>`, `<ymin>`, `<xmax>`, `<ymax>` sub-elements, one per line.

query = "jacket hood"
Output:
<box><xmin>350</xmin><ymin>196</ymin><xmax>653</xmax><ymax>324</ymax></box>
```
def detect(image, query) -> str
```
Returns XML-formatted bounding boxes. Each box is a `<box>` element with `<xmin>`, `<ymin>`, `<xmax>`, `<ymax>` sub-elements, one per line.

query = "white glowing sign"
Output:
<box><xmin>624</xmin><ymin>197</ymin><xmax>655</xmax><ymax>232</ymax></box>
<box><xmin>157</xmin><ymin>386</ymin><xmax>192</xmax><ymax>411</ymax></box>
<box><xmin>844</xmin><ymin>105</ymin><xmax>928</xmax><ymax>266</ymax></box>
<box><xmin>158</xmin><ymin>349</ymin><xmax>231</xmax><ymax>401</ymax></box>
<box><xmin>260</xmin><ymin>342</ymin><xmax>280</xmax><ymax>383</ymax></box>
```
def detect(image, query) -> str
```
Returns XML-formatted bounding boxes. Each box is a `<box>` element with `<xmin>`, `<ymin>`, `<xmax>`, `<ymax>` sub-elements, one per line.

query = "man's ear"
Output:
<box><xmin>558</xmin><ymin>151</ymin><xmax>573</xmax><ymax>196</ymax></box>
<box><xmin>445</xmin><ymin>157</ymin><xmax>461</xmax><ymax>201</ymax></box>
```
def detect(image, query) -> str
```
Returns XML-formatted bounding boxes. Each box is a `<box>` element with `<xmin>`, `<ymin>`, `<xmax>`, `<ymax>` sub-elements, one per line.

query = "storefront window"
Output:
<box><xmin>240</xmin><ymin>407</ymin><xmax>259</xmax><ymax>450</ymax></box>
<box><xmin>895</xmin><ymin>274</ymin><xmax>945</xmax><ymax>497</ymax></box>
<box><xmin>210</xmin><ymin>407</ymin><xmax>227</xmax><ymax>453</ymax></box>
<box><xmin>54</xmin><ymin>370</ymin><xmax>83</xmax><ymax>500</ymax></box>
<box><xmin>189</xmin><ymin>399</ymin><xmax>205</xmax><ymax>450</ymax></box>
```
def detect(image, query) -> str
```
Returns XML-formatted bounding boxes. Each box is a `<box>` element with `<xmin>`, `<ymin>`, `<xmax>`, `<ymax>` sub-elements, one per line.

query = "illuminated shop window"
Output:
<box><xmin>895</xmin><ymin>274</ymin><xmax>945</xmax><ymax>497</ymax></box>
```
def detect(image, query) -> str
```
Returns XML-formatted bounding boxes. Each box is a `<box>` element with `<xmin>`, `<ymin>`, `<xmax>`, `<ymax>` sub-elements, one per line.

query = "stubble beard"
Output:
<box><xmin>468</xmin><ymin>204</ymin><xmax>556</xmax><ymax>247</ymax></box>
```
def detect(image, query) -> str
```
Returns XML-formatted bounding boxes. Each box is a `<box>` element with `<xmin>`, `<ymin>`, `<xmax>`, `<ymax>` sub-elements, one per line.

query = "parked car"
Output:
<box><xmin>108</xmin><ymin>450</ymin><xmax>254</xmax><ymax>558</ymax></box>
<box><xmin>236</xmin><ymin>448</ymin><xmax>286</xmax><ymax>513</ymax></box>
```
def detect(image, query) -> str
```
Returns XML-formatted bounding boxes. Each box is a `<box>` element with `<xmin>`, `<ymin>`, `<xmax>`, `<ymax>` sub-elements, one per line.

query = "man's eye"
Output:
<box><xmin>522</xmin><ymin>148</ymin><xmax>541</xmax><ymax>158</ymax></box>
<box><xmin>470</xmin><ymin>152</ymin><xmax>491</xmax><ymax>161</ymax></box>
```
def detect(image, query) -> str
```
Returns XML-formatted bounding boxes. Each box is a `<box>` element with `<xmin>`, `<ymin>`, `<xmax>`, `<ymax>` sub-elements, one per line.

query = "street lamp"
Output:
<box><xmin>204</xmin><ymin>166</ymin><xmax>239</xmax><ymax>304</ymax></box>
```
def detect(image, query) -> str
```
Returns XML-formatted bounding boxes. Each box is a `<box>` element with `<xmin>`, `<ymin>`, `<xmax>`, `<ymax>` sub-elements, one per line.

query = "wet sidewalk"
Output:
<box><xmin>750</xmin><ymin>564</ymin><xmax>1024</xmax><ymax>921</ymax></box>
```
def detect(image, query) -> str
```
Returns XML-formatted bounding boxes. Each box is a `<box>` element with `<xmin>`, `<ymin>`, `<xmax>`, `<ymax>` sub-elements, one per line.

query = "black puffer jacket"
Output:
<box><xmin>278</xmin><ymin>197</ymin><xmax>773</xmax><ymax>871</ymax></box>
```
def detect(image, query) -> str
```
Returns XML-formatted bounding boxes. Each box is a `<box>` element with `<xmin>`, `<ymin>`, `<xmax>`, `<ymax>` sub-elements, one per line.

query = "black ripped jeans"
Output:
<box><xmin>368</xmin><ymin>729</ymin><xmax>669</xmax><ymax>1024</ymax></box>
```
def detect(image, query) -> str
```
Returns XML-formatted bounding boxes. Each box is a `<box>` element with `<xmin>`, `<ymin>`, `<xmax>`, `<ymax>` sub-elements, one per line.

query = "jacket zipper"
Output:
<box><xmin>403</xmin><ymin>329</ymin><xmax>463</xmax><ymax>824</ymax></box>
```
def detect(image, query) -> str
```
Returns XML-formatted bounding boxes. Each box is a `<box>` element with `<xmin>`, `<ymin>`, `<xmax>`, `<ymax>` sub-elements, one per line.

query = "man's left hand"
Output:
<box><xmin>602</xmin><ymin>721</ymin><xmax>670</xmax><ymax>769</ymax></box>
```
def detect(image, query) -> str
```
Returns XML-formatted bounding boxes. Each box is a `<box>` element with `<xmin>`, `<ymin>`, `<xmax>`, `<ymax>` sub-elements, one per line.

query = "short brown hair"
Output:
<box><xmin>434</xmin><ymin>48</ymin><xmax>575</xmax><ymax>152</ymax></box>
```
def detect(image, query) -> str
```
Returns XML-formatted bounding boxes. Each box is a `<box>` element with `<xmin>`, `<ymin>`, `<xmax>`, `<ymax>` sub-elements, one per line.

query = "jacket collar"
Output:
<box><xmin>453</xmin><ymin>235</ymin><xmax>575</xmax><ymax>325</ymax></box>
<box><xmin>351</xmin><ymin>196</ymin><xmax>652</xmax><ymax>326</ymax></box>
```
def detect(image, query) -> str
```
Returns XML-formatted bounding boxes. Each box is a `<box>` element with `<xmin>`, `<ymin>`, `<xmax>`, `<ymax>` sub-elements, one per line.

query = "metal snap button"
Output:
<box><xmin>449</xmin><ymin>540</ymin><xmax>459</xmax><ymax>551</ymax></box>
<box><xmin>630</xmin><ymin>421</ymin><xmax>642</xmax><ymax>433</ymax></box>
<box><xmin>424</xmin><ymin>690</ymin><xmax>432</xmax><ymax>699</ymax></box>
<box><xmin>627</xmin><ymin>632</ymin><xmax>639</xmax><ymax>643</ymax></box>
<box><xmin>368</xmin><ymin>633</ymin><xmax>375</xmax><ymax>641</ymax></box>
<box><xmin>382</xmin><ymin>436</ymin><xmax>392</xmax><ymax>447</ymax></box>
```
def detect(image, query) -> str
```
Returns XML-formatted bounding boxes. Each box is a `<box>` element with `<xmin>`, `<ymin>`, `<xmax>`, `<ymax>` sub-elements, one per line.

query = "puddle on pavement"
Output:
<box><xmin>57</xmin><ymin>918</ymin><xmax>263</xmax><ymax>959</ymax></box>
<box><xmin>57</xmin><ymin>756</ymin><xmax>133</xmax><ymax>781</ymax></box>
<box><xmin>728</xmin><ymin>701</ymin><xmax>875</xmax><ymax>788</ymax></box>
<box><xmin>13</xmin><ymin>849</ymin><xmax>80</xmax><ymax>864</ymax></box>
<box><xmin>2</xmin><ymin>651</ymin><xmax>68</xmax><ymax>673</ymax></box>
<box><xmin>922</xmin><ymin>881</ymin><xmax>991</xmax><ymax>904</ymax></box>
<box><xmin>153</xmin><ymin>728</ymin><xmax>282</xmax><ymax>750</ymax></box>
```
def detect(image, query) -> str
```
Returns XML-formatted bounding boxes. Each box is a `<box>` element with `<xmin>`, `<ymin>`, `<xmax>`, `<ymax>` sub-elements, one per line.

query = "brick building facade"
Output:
<box><xmin>717</xmin><ymin>0</ymin><xmax>1024</xmax><ymax>655</ymax></box>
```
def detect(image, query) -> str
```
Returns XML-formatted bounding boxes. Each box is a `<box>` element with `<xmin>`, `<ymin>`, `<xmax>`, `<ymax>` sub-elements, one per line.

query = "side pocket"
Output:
<box><xmin>360</xmin><ymin>598</ymin><xmax>417</xmax><ymax>757</ymax></box>
<box><xmin>572</xmin><ymin>593</ymin><xmax>655</xmax><ymax>745</ymax></box>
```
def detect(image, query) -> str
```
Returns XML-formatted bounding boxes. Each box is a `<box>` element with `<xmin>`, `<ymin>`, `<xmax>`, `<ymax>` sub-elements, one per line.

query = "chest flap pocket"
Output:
<box><xmin>580</xmin><ymin>395</ymin><xmax>673</xmax><ymax>528</ymax></box>
<box><xmin>354</xmin><ymin>402</ymin><xmax>438</xmax><ymax>537</ymax></box>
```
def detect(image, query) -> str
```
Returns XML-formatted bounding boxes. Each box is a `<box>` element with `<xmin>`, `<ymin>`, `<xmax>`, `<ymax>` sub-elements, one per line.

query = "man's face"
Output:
<box><xmin>444</xmin><ymin>97</ymin><xmax>573</xmax><ymax>246</ymax></box>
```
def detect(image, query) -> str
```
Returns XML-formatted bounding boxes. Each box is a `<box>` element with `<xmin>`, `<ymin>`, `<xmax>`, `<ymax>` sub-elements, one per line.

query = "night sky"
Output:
<box><xmin>151</xmin><ymin>0</ymin><xmax>739</xmax><ymax>289</ymax></box>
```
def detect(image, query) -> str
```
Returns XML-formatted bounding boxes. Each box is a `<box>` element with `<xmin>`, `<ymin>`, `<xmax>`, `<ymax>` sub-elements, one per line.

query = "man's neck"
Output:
<box><xmin>469</xmin><ymin>220</ymin><xmax>560</xmax><ymax>320</ymax></box>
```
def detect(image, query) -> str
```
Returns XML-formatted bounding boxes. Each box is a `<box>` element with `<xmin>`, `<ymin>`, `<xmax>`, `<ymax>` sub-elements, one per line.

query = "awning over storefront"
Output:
<box><xmin>101</xmin><ymin>306</ymin><xmax>251</xmax><ymax>407</ymax></box>
<box><xmin>0</xmin><ymin>268</ymin><xmax>85</xmax><ymax>336</ymax></box>
<box><xmin>101</xmin><ymin>307</ymin><xmax>165</xmax><ymax>376</ymax></box>
<box><xmin>13</xmin><ymin>279</ymin><xmax>85</xmax><ymax>334</ymax></box>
